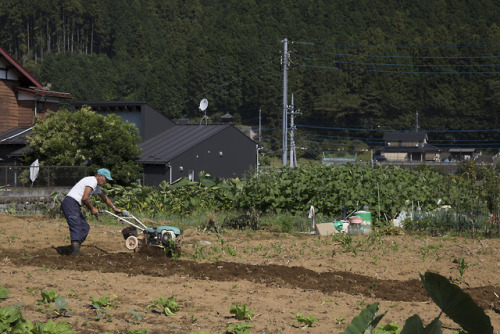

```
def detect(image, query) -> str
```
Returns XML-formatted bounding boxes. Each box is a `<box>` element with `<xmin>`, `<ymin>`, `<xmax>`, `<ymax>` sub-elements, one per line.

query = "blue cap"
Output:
<box><xmin>97</xmin><ymin>168</ymin><xmax>113</xmax><ymax>181</ymax></box>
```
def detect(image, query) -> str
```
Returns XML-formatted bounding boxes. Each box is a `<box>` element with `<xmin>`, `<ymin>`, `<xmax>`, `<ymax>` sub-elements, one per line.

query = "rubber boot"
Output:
<box><xmin>71</xmin><ymin>241</ymin><xmax>81</xmax><ymax>257</ymax></box>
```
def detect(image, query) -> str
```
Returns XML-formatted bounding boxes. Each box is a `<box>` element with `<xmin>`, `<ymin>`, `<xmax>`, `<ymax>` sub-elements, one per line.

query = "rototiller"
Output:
<box><xmin>101</xmin><ymin>210</ymin><xmax>182</xmax><ymax>252</ymax></box>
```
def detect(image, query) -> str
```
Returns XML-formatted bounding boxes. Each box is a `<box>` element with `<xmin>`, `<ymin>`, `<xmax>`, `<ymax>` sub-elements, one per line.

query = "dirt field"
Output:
<box><xmin>0</xmin><ymin>213</ymin><xmax>499</xmax><ymax>333</ymax></box>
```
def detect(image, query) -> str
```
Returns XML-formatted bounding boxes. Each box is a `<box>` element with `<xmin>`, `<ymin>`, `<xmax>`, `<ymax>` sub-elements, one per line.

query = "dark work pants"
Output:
<box><xmin>61</xmin><ymin>196</ymin><xmax>90</xmax><ymax>244</ymax></box>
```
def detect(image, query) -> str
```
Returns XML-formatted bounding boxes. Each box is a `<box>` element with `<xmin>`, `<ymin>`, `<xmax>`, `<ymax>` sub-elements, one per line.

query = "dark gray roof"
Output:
<box><xmin>448</xmin><ymin>148</ymin><xmax>476</xmax><ymax>153</ymax></box>
<box><xmin>0</xmin><ymin>127</ymin><xmax>32</xmax><ymax>145</ymax></box>
<box><xmin>383</xmin><ymin>132</ymin><xmax>427</xmax><ymax>141</ymax></box>
<box><xmin>138</xmin><ymin>124</ymin><xmax>233</xmax><ymax>164</ymax></box>
<box><xmin>8</xmin><ymin>145</ymin><xmax>32</xmax><ymax>157</ymax></box>
<box><xmin>71</xmin><ymin>101</ymin><xmax>149</xmax><ymax>110</ymax></box>
<box><xmin>381</xmin><ymin>143</ymin><xmax>440</xmax><ymax>153</ymax></box>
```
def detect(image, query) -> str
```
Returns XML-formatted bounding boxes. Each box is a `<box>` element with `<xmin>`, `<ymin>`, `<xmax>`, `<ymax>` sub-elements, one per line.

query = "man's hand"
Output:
<box><xmin>113</xmin><ymin>207</ymin><xmax>122</xmax><ymax>214</ymax></box>
<box><xmin>90</xmin><ymin>207</ymin><xmax>99</xmax><ymax>215</ymax></box>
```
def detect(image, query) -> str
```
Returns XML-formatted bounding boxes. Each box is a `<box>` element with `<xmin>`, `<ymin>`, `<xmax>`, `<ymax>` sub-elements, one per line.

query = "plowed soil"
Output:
<box><xmin>0</xmin><ymin>213</ymin><xmax>499</xmax><ymax>333</ymax></box>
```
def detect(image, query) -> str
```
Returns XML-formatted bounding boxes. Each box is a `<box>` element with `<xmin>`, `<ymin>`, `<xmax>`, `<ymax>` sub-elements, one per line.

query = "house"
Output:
<box><xmin>71</xmin><ymin>101</ymin><xmax>175</xmax><ymax>142</ymax></box>
<box><xmin>0</xmin><ymin>46</ymin><xmax>72</xmax><ymax>163</ymax></box>
<box><xmin>379</xmin><ymin>132</ymin><xmax>441</xmax><ymax>162</ymax></box>
<box><xmin>444</xmin><ymin>148</ymin><xmax>478</xmax><ymax>162</ymax></box>
<box><xmin>0</xmin><ymin>127</ymin><xmax>33</xmax><ymax>163</ymax></box>
<box><xmin>220</xmin><ymin>112</ymin><xmax>234</xmax><ymax>124</ymax></box>
<box><xmin>138</xmin><ymin>124</ymin><xmax>257</xmax><ymax>186</ymax></box>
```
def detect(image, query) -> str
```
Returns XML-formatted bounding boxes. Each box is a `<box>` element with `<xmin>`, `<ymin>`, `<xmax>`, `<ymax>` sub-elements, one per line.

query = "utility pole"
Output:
<box><xmin>256</xmin><ymin>145</ymin><xmax>261</xmax><ymax>178</ymax></box>
<box><xmin>416</xmin><ymin>110</ymin><xmax>419</xmax><ymax>132</ymax></box>
<box><xmin>289</xmin><ymin>94</ymin><xmax>300</xmax><ymax>167</ymax></box>
<box><xmin>282</xmin><ymin>38</ymin><xmax>289</xmax><ymax>166</ymax></box>
<box><xmin>258</xmin><ymin>107</ymin><xmax>262</xmax><ymax>144</ymax></box>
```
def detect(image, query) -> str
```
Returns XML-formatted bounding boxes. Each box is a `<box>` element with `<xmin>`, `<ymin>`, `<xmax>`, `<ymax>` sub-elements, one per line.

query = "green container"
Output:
<box><xmin>355</xmin><ymin>211</ymin><xmax>372</xmax><ymax>224</ymax></box>
<box><xmin>333</xmin><ymin>221</ymin><xmax>343</xmax><ymax>231</ymax></box>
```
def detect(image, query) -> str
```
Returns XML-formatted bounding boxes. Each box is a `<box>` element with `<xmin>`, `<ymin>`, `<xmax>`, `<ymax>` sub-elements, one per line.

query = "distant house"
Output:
<box><xmin>444</xmin><ymin>148</ymin><xmax>478</xmax><ymax>162</ymax></box>
<box><xmin>0</xmin><ymin>46</ymin><xmax>72</xmax><ymax>163</ymax></box>
<box><xmin>380</xmin><ymin>132</ymin><xmax>441</xmax><ymax>162</ymax></box>
<box><xmin>71</xmin><ymin>101</ymin><xmax>175</xmax><ymax>142</ymax></box>
<box><xmin>220</xmin><ymin>112</ymin><xmax>233</xmax><ymax>124</ymax></box>
<box><xmin>138</xmin><ymin>124</ymin><xmax>257</xmax><ymax>186</ymax></box>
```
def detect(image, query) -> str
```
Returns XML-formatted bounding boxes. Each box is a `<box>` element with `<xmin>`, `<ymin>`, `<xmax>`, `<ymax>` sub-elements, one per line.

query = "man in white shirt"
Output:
<box><xmin>61</xmin><ymin>168</ymin><xmax>121</xmax><ymax>256</ymax></box>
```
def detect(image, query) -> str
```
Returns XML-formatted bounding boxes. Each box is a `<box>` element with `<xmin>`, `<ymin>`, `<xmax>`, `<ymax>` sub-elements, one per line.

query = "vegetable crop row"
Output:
<box><xmin>105</xmin><ymin>164</ymin><xmax>498</xmax><ymax>224</ymax></box>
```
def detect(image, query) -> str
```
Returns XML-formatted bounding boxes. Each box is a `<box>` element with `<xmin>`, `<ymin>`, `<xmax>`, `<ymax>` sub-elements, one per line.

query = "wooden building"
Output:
<box><xmin>0</xmin><ymin>46</ymin><xmax>71</xmax><ymax>163</ymax></box>
<box><xmin>380</xmin><ymin>132</ymin><xmax>441</xmax><ymax>162</ymax></box>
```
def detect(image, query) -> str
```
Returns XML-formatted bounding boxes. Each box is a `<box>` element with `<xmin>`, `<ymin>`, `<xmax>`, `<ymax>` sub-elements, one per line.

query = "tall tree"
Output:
<box><xmin>23</xmin><ymin>107</ymin><xmax>142</xmax><ymax>185</ymax></box>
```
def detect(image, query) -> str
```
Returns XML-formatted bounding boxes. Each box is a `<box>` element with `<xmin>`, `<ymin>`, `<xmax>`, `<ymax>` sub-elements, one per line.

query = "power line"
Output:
<box><xmin>296</xmin><ymin>124</ymin><xmax>500</xmax><ymax>133</ymax></box>
<box><xmin>296</xmin><ymin>63</ymin><xmax>500</xmax><ymax>74</ymax></box>
<box><xmin>292</xmin><ymin>40</ymin><xmax>500</xmax><ymax>49</ymax></box>
<box><xmin>292</xmin><ymin>40</ymin><xmax>500</xmax><ymax>74</ymax></box>
<box><xmin>318</xmin><ymin>52</ymin><xmax>500</xmax><ymax>60</ymax></box>
<box><xmin>299</xmin><ymin>137</ymin><xmax>500</xmax><ymax>149</ymax></box>
<box><xmin>298</xmin><ymin>57</ymin><xmax>500</xmax><ymax>68</ymax></box>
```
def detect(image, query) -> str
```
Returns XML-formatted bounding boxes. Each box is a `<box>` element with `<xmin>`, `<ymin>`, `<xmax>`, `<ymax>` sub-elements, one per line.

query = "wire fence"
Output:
<box><xmin>0</xmin><ymin>165</ymin><xmax>88</xmax><ymax>188</ymax></box>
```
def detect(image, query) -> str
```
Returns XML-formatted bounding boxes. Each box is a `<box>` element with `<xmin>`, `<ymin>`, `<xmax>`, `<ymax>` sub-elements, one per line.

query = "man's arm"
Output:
<box><xmin>98</xmin><ymin>193</ymin><xmax>121</xmax><ymax>213</ymax></box>
<box><xmin>81</xmin><ymin>186</ymin><xmax>99</xmax><ymax>215</ymax></box>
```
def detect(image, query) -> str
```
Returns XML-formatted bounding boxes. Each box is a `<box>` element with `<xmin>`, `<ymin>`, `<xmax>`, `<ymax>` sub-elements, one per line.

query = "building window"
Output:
<box><xmin>34</xmin><ymin>101</ymin><xmax>44</xmax><ymax>113</ymax></box>
<box><xmin>188</xmin><ymin>170</ymin><xmax>195</xmax><ymax>181</ymax></box>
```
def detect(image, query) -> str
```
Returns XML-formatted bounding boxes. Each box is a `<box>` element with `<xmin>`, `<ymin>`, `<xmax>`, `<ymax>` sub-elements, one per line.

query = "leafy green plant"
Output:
<box><xmin>0</xmin><ymin>286</ymin><xmax>10</xmax><ymax>300</ymax></box>
<box><xmin>47</xmin><ymin>297</ymin><xmax>71</xmax><ymax>317</ymax></box>
<box><xmin>38</xmin><ymin>289</ymin><xmax>72</xmax><ymax>317</ymax></box>
<box><xmin>191</xmin><ymin>243</ymin><xmax>207</xmax><ymax>261</ymax></box>
<box><xmin>19</xmin><ymin>252</ymin><xmax>30</xmax><ymax>259</ymax></box>
<box><xmin>230</xmin><ymin>304</ymin><xmax>254</xmax><ymax>321</ymax></box>
<box><xmin>0</xmin><ymin>306</ymin><xmax>25</xmax><ymax>332</ymax></box>
<box><xmin>147</xmin><ymin>297</ymin><xmax>180</xmax><ymax>316</ymax></box>
<box><xmin>419</xmin><ymin>240</ymin><xmax>441</xmax><ymax>261</ymax></box>
<box><xmin>338</xmin><ymin>233</ymin><xmax>359</xmax><ymax>254</ymax></box>
<box><xmin>163</xmin><ymin>239</ymin><xmax>180</xmax><ymax>258</ymax></box>
<box><xmin>25</xmin><ymin>107</ymin><xmax>142</xmax><ymax>184</ymax></box>
<box><xmin>68</xmin><ymin>289</ymin><xmax>78</xmax><ymax>298</ymax></box>
<box><xmin>340</xmin><ymin>303</ymin><xmax>387</xmax><ymax>334</ymax></box>
<box><xmin>225</xmin><ymin>244</ymin><xmax>237</xmax><ymax>256</ymax></box>
<box><xmin>41</xmin><ymin>289</ymin><xmax>60</xmax><ymax>303</ymax></box>
<box><xmin>374</xmin><ymin>322</ymin><xmax>401</xmax><ymax>333</ymax></box>
<box><xmin>341</xmin><ymin>272</ymin><xmax>493</xmax><ymax>334</ymax></box>
<box><xmin>128</xmin><ymin>308</ymin><xmax>142</xmax><ymax>324</ymax></box>
<box><xmin>226</xmin><ymin>322</ymin><xmax>254</xmax><ymax>334</ymax></box>
<box><xmin>456</xmin><ymin>257</ymin><xmax>469</xmax><ymax>281</ymax></box>
<box><xmin>90</xmin><ymin>295</ymin><xmax>116</xmax><ymax>322</ymax></box>
<box><xmin>90</xmin><ymin>295</ymin><xmax>118</xmax><ymax>309</ymax></box>
<box><xmin>0</xmin><ymin>306</ymin><xmax>73</xmax><ymax>333</ymax></box>
<box><xmin>32</xmin><ymin>319</ymin><xmax>74</xmax><ymax>333</ymax></box>
<box><xmin>293</xmin><ymin>312</ymin><xmax>319</xmax><ymax>329</ymax></box>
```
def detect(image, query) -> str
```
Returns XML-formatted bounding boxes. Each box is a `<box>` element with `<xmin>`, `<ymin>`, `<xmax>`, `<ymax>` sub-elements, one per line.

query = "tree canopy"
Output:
<box><xmin>23</xmin><ymin>107</ymin><xmax>142</xmax><ymax>185</ymax></box>
<box><xmin>1</xmin><ymin>0</ymin><xmax>499</xmax><ymax>156</ymax></box>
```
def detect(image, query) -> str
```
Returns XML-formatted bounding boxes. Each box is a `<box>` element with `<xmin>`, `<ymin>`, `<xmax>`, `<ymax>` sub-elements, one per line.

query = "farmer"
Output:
<box><xmin>61</xmin><ymin>168</ymin><xmax>121</xmax><ymax>256</ymax></box>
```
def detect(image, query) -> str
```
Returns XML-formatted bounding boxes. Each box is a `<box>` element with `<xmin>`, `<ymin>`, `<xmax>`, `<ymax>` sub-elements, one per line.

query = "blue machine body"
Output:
<box><xmin>144</xmin><ymin>226</ymin><xmax>181</xmax><ymax>235</ymax></box>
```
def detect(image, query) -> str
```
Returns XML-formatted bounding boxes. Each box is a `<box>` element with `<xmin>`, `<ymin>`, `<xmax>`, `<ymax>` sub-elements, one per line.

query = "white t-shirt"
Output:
<box><xmin>67</xmin><ymin>176</ymin><xmax>102</xmax><ymax>205</ymax></box>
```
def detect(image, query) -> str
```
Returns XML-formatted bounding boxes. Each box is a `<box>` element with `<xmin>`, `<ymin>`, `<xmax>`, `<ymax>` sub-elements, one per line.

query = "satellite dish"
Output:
<box><xmin>199</xmin><ymin>98</ymin><xmax>208</xmax><ymax>111</ymax></box>
<box><xmin>199</xmin><ymin>99</ymin><xmax>209</xmax><ymax>125</ymax></box>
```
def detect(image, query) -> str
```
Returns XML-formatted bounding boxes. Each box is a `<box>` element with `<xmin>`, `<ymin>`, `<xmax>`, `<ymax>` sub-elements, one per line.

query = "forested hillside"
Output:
<box><xmin>1</xmin><ymin>0</ymin><xmax>499</xmax><ymax>155</ymax></box>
